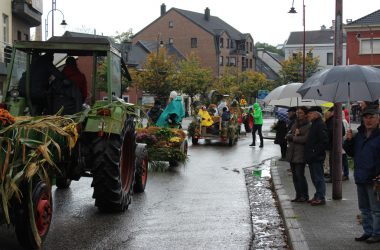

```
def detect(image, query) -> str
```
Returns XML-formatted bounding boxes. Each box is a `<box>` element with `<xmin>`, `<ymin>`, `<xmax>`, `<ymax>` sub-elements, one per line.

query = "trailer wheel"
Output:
<box><xmin>169</xmin><ymin>140</ymin><xmax>187</xmax><ymax>167</ymax></box>
<box><xmin>191</xmin><ymin>137</ymin><xmax>198</xmax><ymax>145</ymax></box>
<box><xmin>15</xmin><ymin>181</ymin><xmax>52</xmax><ymax>249</ymax></box>
<box><xmin>56</xmin><ymin>177</ymin><xmax>71</xmax><ymax>189</ymax></box>
<box><xmin>134</xmin><ymin>143</ymin><xmax>148</xmax><ymax>193</ymax></box>
<box><xmin>91</xmin><ymin>117</ymin><xmax>136</xmax><ymax>212</ymax></box>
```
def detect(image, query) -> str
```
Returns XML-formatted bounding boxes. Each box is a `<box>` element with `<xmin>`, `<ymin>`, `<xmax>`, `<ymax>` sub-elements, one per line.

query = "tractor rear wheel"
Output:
<box><xmin>133</xmin><ymin>144</ymin><xmax>149</xmax><ymax>193</ymax></box>
<box><xmin>91</xmin><ymin>117</ymin><xmax>136</xmax><ymax>212</ymax></box>
<box><xmin>15</xmin><ymin>180</ymin><xmax>53</xmax><ymax>249</ymax></box>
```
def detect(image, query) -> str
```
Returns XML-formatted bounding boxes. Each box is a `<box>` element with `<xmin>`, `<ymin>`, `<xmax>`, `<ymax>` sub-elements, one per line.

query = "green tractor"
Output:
<box><xmin>0</xmin><ymin>35</ymin><xmax>148</xmax><ymax>249</ymax></box>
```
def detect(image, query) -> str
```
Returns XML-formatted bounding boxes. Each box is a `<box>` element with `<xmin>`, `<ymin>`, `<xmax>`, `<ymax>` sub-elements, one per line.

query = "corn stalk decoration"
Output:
<box><xmin>0</xmin><ymin>110</ymin><xmax>78</xmax><ymax>247</ymax></box>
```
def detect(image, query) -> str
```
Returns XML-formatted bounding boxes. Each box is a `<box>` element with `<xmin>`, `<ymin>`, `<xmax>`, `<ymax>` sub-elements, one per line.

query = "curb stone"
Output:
<box><xmin>270</xmin><ymin>159</ymin><xmax>309</xmax><ymax>250</ymax></box>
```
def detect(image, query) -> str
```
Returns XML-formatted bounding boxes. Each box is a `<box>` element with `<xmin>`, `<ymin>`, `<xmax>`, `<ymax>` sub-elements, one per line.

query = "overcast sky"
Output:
<box><xmin>42</xmin><ymin>0</ymin><xmax>380</xmax><ymax>45</ymax></box>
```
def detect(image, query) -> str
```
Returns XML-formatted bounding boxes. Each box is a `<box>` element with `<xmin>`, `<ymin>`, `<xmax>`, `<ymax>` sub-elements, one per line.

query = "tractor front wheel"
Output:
<box><xmin>91</xmin><ymin>117</ymin><xmax>136</xmax><ymax>212</ymax></box>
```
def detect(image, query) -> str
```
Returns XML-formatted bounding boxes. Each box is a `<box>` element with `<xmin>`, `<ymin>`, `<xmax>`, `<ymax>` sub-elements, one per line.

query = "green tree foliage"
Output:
<box><xmin>96</xmin><ymin>58</ymin><xmax>130</xmax><ymax>92</ymax></box>
<box><xmin>212</xmin><ymin>68</ymin><xmax>272</xmax><ymax>104</ymax></box>
<box><xmin>255</xmin><ymin>42</ymin><xmax>284</xmax><ymax>57</ymax></box>
<box><xmin>134</xmin><ymin>48</ymin><xmax>177</xmax><ymax>99</ymax></box>
<box><xmin>279</xmin><ymin>50</ymin><xmax>320</xmax><ymax>83</ymax></box>
<box><xmin>112</xmin><ymin>29</ymin><xmax>133</xmax><ymax>43</ymax></box>
<box><xmin>176</xmin><ymin>53</ymin><xmax>212</xmax><ymax>98</ymax></box>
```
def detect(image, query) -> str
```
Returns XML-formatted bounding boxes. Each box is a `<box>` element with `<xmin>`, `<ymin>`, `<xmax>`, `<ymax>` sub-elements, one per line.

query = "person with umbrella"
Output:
<box><xmin>286</xmin><ymin>106</ymin><xmax>311</xmax><ymax>202</ymax></box>
<box><xmin>304</xmin><ymin>106</ymin><xmax>329</xmax><ymax>206</ymax></box>
<box><xmin>344</xmin><ymin>107</ymin><xmax>380</xmax><ymax>243</ymax></box>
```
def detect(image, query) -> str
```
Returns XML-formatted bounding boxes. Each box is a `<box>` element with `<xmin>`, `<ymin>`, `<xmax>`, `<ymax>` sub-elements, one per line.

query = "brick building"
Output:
<box><xmin>345</xmin><ymin>9</ymin><xmax>380</xmax><ymax>68</ymax></box>
<box><xmin>132</xmin><ymin>4</ymin><xmax>255</xmax><ymax>77</ymax></box>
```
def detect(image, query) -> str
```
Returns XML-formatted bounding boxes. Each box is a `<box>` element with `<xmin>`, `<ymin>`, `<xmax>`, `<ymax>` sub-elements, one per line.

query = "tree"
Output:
<box><xmin>112</xmin><ymin>29</ymin><xmax>133</xmax><ymax>43</ymax></box>
<box><xmin>134</xmin><ymin>48</ymin><xmax>177</xmax><ymax>99</ymax></box>
<box><xmin>96</xmin><ymin>58</ymin><xmax>131</xmax><ymax>92</ymax></box>
<box><xmin>255</xmin><ymin>42</ymin><xmax>284</xmax><ymax>57</ymax></box>
<box><xmin>279</xmin><ymin>50</ymin><xmax>320</xmax><ymax>83</ymax></box>
<box><xmin>212</xmin><ymin>67</ymin><xmax>272</xmax><ymax>104</ymax></box>
<box><xmin>175</xmin><ymin>53</ymin><xmax>212</xmax><ymax>99</ymax></box>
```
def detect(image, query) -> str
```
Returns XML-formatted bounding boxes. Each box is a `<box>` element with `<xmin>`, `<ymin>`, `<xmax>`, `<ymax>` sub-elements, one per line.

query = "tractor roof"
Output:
<box><xmin>13</xmin><ymin>36</ymin><xmax>120</xmax><ymax>57</ymax></box>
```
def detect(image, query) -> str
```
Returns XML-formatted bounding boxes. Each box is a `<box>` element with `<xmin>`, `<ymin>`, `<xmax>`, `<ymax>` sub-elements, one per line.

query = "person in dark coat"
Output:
<box><xmin>19</xmin><ymin>53</ymin><xmax>65</xmax><ymax>114</ymax></box>
<box><xmin>274</xmin><ymin>110</ymin><xmax>288</xmax><ymax>160</ymax></box>
<box><xmin>287</xmin><ymin>107</ymin><xmax>297</xmax><ymax>133</ymax></box>
<box><xmin>344</xmin><ymin>107</ymin><xmax>380</xmax><ymax>243</ymax></box>
<box><xmin>147</xmin><ymin>100</ymin><xmax>163</xmax><ymax>126</ymax></box>
<box><xmin>286</xmin><ymin>106</ymin><xmax>311</xmax><ymax>202</ymax></box>
<box><xmin>304</xmin><ymin>106</ymin><xmax>329</xmax><ymax>206</ymax></box>
<box><xmin>62</xmin><ymin>56</ymin><xmax>88</xmax><ymax>103</ymax></box>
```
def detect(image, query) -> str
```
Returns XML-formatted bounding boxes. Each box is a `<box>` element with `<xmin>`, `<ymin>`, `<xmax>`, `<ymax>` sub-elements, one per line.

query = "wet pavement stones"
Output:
<box><xmin>244</xmin><ymin>159</ymin><xmax>289</xmax><ymax>249</ymax></box>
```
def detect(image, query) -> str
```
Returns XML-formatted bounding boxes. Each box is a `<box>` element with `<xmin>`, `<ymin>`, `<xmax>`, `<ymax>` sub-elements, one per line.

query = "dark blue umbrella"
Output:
<box><xmin>276</xmin><ymin>107</ymin><xmax>289</xmax><ymax>123</ymax></box>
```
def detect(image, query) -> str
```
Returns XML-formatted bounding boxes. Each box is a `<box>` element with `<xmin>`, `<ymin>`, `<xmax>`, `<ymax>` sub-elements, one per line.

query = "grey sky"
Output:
<box><xmin>42</xmin><ymin>0</ymin><xmax>380</xmax><ymax>45</ymax></box>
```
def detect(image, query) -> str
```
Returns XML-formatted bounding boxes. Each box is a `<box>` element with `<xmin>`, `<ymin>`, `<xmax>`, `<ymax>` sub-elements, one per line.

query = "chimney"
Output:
<box><xmin>204</xmin><ymin>7</ymin><xmax>210</xmax><ymax>21</ymax></box>
<box><xmin>161</xmin><ymin>3</ymin><xmax>166</xmax><ymax>16</ymax></box>
<box><xmin>320</xmin><ymin>25</ymin><xmax>326</xmax><ymax>30</ymax></box>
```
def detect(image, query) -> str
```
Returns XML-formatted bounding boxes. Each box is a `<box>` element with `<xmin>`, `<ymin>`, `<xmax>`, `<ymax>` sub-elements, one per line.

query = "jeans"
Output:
<box><xmin>290</xmin><ymin>163</ymin><xmax>309</xmax><ymax>199</ymax></box>
<box><xmin>357</xmin><ymin>183</ymin><xmax>380</xmax><ymax>236</ymax></box>
<box><xmin>342</xmin><ymin>153</ymin><xmax>349</xmax><ymax>177</ymax></box>
<box><xmin>308</xmin><ymin>161</ymin><xmax>326</xmax><ymax>200</ymax></box>
<box><xmin>252</xmin><ymin>124</ymin><xmax>263</xmax><ymax>146</ymax></box>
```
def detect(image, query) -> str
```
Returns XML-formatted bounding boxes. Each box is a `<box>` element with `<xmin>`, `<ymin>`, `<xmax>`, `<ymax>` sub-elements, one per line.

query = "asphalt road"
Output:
<box><xmin>0</xmin><ymin>118</ymin><xmax>280</xmax><ymax>250</ymax></box>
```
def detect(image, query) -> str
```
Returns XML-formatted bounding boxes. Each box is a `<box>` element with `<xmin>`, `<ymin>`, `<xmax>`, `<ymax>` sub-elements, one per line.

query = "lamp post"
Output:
<box><xmin>289</xmin><ymin>0</ymin><xmax>306</xmax><ymax>83</ymax></box>
<box><xmin>44</xmin><ymin>0</ymin><xmax>67</xmax><ymax>40</ymax></box>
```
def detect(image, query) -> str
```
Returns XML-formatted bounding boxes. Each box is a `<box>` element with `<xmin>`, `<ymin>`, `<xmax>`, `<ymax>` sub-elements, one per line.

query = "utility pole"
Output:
<box><xmin>332</xmin><ymin>0</ymin><xmax>343</xmax><ymax>200</ymax></box>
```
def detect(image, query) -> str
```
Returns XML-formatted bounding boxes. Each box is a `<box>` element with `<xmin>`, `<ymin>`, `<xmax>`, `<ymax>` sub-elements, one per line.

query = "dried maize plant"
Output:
<box><xmin>0</xmin><ymin>114</ymin><xmax>78</xmax><ymax>225</ymax></box>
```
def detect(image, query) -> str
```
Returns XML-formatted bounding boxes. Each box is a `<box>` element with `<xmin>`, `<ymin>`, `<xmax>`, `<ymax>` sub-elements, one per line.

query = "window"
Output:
<box><xmin>169</xmin><ymin>21</ymin><xmax>173</xmax><ymax>28</ymax></box>
<box><xmin>292</xmin><ymin>53</ymin><xmax>297</xmax><ymax>59</ymax></box>
<box><xmin>219</xmin><ymin>56</ymin><xmax>223</xmax><ymax>66</ymax></box>
<box><xmin>219</xmin><ymin>38</ymin><xmax>224</xmax><ymax>48</ymax></box>
<box><xmin>227</xmin><ymin>39</ymin><xmax>230</xmax><ymax>48</ymax></box>
<box><xmin>169</xmin><ymin>38</ymin><xmax>173</xmax><ymax>44</ymax></box>
<box><xmin>360</xmin><ymin>39</ymin><xmax>380</xmax><ymax>54</ymax></box>
<box><xmin>327</xmin><ymin>52</ymin><xmax>333</xmax><ymax>65</ymax></box>
<box><xmin>17</xmin><ymin>31</ymin><xmax>22</xmax><ymax>40</ymax></box>
<box><xmin>250</xmin><ymin>42</ymin><xmax>253</xmax><ymax>52</ymax></box>
<box><xmin>24</xmin><ymin>34</ymin><xmax>29</xmax><ymax>41</ymax></box>
<box><xmin>3</xmin><ymin>14</ymin><xmax>9</xmax><ymax>43</ymax></box>
<box><xmin>241</xmin><ymin>57</ymin><xmax>246</xmax><ymax>67</ymax></box>
<box><xmin>249</xmin><ymin>59</ymin><xmax>253</xmax><ymax>68</ymax></box>
<box><xmin>191</xmin><ymin>38</ymin><xmax>197</xmax><ymax>48</ymax></box>
<box><xmin>227</xmin><ymin>57</ymin><xmax>236</xmax><ymax>66</ymax></box>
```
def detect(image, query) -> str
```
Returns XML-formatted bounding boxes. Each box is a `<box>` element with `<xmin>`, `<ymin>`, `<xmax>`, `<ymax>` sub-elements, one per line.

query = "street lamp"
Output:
<box><xmin>289</xmin><ymin>0</ymin><xmax>306</xmax><ymax>83</ymax></box>
<box><xmin>44</xmin><ymin>0</ymin><xmax>67</xmax><ymax>40</ymax></box>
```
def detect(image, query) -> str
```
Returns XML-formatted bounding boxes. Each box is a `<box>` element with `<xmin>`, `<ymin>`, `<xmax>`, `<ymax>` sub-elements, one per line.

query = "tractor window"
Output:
<box><xmin>8</xmin><ymin>49</ymin><xmax>27</xmax><ymax>91</ymax></box>
<box><xmin>111</xmin><ymin>52</ymin><xmax>121</xmax><ymax>98</ymax></box>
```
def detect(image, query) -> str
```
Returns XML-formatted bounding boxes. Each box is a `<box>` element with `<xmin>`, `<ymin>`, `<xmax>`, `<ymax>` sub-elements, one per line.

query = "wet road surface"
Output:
<box><xmin>1</xmin><ymin>119</ymin><xmax>282</xmax><ymax>249</ymax></box>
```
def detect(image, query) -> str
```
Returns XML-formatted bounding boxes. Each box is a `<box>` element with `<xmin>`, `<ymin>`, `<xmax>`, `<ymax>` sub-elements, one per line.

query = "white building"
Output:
<box><xmin>284</xmin><ymin>26</ymin><xmax>347</xmax><ymax>69</ymax></box>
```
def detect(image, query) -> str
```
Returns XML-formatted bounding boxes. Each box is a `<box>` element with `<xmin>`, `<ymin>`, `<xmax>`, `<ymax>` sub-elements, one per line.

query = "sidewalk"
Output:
<box><xmin>271</xmin><ymin>159</ymin><xmax>380</xmax><ymax>250</ymax></box>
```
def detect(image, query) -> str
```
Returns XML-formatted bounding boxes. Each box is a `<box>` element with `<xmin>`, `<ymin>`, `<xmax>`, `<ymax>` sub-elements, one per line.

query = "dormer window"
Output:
<box><xmin>219</xmin><ymin>38</ymin><xmax>224</xmax><ymax>48</ymax></box>
<box><xmin>169</xmin><ymin>21</ymin><xmax>173</xmax><ymax>28</ymax></box>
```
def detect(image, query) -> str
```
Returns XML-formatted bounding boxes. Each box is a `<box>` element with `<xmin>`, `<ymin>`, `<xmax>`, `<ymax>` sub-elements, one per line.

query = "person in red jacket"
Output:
<box><xmin>62</xmin><ymin>56</ymin><xmax>88</xmax><ymax>103</ymax></box>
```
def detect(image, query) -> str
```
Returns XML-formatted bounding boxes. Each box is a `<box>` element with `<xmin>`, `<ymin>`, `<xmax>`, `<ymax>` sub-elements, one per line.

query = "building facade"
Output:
<box><xmin>284</xmin><ymin>27</ymin><xmax>347</xmax><ymax>70</ymax></box>
<box><xmin>345</xmin><ymin>10</ymin><xmax>380</xmax><ymax>68</ymax></box>
<box><xmin>132</xmin><ymin>4</ymin><xmax>255</xmax><ymax>77</ymax></box>
<box><xmin>0</xmin><ymin>0</ymin><xmax>42</xmax><ymax>85</ymax></box>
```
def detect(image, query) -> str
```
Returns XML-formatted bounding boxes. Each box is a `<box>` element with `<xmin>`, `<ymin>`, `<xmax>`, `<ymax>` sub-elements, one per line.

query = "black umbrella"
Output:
<box><xmin>297</xmin><ymin>65</ymin><xmax>380</xmax><ymax>103</ymax></box>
